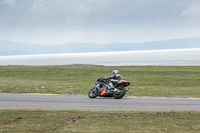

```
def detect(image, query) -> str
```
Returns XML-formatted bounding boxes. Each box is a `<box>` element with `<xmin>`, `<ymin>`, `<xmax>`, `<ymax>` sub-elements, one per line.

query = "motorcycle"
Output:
<box><xmin>88</xmin><ymin>77</ymin><xmax>130</xmax><ymax>99</ymax></box>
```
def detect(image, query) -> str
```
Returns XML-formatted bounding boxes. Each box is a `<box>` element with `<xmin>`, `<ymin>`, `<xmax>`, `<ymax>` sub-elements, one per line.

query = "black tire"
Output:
<box><xmin>88</xmin><ymin>87</ymin><xmax>98</xmax><ymax>98</ymax></box>
<box><xmin>113</xmin><ymin>87</ymin><xmax>126</xmax><ymax>99</ymax></box>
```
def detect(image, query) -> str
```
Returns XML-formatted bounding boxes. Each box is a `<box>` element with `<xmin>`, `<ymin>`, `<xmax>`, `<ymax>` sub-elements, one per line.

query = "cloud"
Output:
<box><xmin>5</xmin><ymin>0</ymin><xmax>15</xmax><ymax>6</ymax></box>
<box><xmin>182</xmin><ymin>4</ymin><xmax>200</xmax><ymax>16</ymax></box>
<box><xmin>0</xmin><ymin>0</ymin><xmax>5</xmax><ymax>5</ymax></box>
<box><xmin>1</xmin><ymin>0</ymin><xmax>200</xmax><ymax>44</ymax></box>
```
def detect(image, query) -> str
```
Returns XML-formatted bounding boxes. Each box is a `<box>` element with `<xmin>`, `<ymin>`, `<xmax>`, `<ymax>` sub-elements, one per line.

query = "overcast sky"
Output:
<box><xmin>1</xmin><ymin>0</ymin><xmax>200</xmax><ymax>45</ymax></box>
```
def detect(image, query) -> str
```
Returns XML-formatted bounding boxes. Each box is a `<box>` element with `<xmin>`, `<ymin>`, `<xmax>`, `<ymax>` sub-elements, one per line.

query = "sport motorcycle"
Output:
<box><xmin>88</xmin><ymin>77</ymin><xmax>130</xmax><ymax>99</ymax></box>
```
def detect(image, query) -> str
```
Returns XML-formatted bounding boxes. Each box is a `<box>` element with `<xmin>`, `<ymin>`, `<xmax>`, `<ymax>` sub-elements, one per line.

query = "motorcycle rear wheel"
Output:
<box><xmin>113</xmin><ymin>87</ymin><xmax>126</xmax><ymax>99</ymax></box>
<box><xmin>88</xmin><ymin>87</ymin><xmax>98</xmax><ymax>98</ymax></box>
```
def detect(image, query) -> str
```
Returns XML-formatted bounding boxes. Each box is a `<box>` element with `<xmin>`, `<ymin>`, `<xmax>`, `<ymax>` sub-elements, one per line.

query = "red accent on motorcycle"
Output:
<box><xmin>118</xmin><ymin>80</ymin><xmax>127</xmax><ymax>84</ymax></box>
<box><xmin>101</xmin><ymin>89</ymin><xmax>109</xmax><ymax>96</ymax></box>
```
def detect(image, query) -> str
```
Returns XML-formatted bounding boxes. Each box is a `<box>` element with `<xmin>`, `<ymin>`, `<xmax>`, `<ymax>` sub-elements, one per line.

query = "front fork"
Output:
<box><xmin>96</xmin><ymin>84</ymin><xmax>101</xmax><ymax>90</ymax></box>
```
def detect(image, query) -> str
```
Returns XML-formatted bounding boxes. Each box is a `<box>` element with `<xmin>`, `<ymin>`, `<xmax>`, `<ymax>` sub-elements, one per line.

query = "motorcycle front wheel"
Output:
<box><xmin>88</xmin><ymin>87</ymin><xmax>98</xmax><ymax>98</ymax></box>
<box><xmin>113</xmin><ymin>87</ymin><xmax>126</xmax><ymax>99</ymax></box>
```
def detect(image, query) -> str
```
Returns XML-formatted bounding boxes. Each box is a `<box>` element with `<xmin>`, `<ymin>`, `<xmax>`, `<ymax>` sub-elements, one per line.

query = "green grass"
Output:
<box><xmin>0</xmin><ymin>66</ymin><xmax>200</xmax><ymax>97</ymax></box>
<box><xmin>0</xmin><ymin>110</ymin><xmax>200</xmax><ymax>133</ymax></box>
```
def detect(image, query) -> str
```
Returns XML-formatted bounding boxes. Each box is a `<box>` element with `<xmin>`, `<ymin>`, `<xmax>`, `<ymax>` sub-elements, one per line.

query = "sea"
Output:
<box><xmin>0</xmin><ymin>48</ymin><xmax>200</xmax><ymax>66</ymax></box>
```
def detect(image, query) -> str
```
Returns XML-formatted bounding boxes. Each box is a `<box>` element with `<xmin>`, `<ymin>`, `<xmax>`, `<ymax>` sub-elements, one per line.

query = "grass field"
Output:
<box><xmin>0</xmin><ymin>110</ymin><xmax>200</xmax><ymax>133</ymax></box>
<box><xmin>0</xmin><ymin>66</ymin><xmax>200</xmax><ymax>97</ymax></box>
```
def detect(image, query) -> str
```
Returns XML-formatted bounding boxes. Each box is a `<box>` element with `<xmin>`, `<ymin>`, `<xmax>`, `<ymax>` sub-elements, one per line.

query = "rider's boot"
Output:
<box><xmin>108</xmin><ymin>83</ymin><xmax>114</xmax><ymax>89</ymax></box>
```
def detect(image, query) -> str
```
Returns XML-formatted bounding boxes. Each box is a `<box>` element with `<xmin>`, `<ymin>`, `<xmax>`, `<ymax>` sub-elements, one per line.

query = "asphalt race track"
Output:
<box><xmin>0</xmin><ymin>93</ymin><xmax>200</xmax><ymax>111</ymax></box>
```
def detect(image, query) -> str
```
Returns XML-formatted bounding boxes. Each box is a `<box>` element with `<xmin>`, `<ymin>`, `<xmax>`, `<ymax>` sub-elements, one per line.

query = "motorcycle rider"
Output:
<box><xmin>107</xmin><ymin>70</ymin><xmax>123</xmax><ymax>89</ymax></box>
